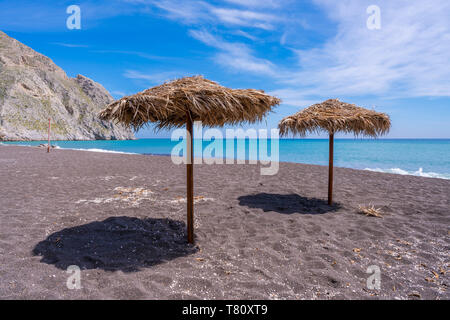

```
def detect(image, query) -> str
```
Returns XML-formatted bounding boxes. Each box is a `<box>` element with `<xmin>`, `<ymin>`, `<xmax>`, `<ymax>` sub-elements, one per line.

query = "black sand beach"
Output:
<box><xmin>0</xmin><ymin>145</ymin><xmax>448</xmax><ymax>299</ymax></box>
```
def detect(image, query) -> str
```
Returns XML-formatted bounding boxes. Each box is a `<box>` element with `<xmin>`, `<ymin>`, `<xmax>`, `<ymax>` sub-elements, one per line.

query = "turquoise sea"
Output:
<box><xmin>2</xmin><ymin>139</ymin><xmax>450</xmax><ymax>180</ymax></box>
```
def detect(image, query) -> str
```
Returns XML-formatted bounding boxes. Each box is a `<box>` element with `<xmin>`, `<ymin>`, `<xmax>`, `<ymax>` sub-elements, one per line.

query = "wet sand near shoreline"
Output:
<box><xmin>0</xmin><ymin>145</ymin><xmax>448</xmax><ymax>299</ymax></box>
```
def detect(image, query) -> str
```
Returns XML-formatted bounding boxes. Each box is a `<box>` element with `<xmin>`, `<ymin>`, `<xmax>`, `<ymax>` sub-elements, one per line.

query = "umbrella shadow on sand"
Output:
<box><xmin>238</xmin><ymin>193</ymin><xmax>341</xmax><ymax>215</ymax></box>
<box><xmin>33</xmin><ymin>216</ymin><xmax>197</xmax><ymax>272</ymax></box>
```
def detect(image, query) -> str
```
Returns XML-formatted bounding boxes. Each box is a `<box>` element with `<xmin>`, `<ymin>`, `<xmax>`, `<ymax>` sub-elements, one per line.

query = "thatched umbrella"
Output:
<box><xmin>278</xmin><ymin>99</ymin><xmax>390</xmax><ymax>205</ymax></box>
<box><xmin>99</xmin><ymin>76</ymin><xmax>280</xmax><ymax>244</ymax></box>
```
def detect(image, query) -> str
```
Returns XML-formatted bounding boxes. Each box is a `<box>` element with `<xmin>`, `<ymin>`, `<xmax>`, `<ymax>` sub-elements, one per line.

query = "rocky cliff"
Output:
<box><xmin>0</xmin><ymin>31</ymin><xmax>134</xmax><ymax>141</ymax></box>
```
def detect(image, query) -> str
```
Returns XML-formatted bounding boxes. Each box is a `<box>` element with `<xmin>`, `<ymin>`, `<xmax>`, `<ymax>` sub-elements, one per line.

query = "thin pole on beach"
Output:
<box><xmin>47</xmin><ymin>118</ymin><xmax>51</xmax><ymax>153</ymax></box>
<box><xmin>186</xmin><ymin>112</ymin><xmax>194</xmax><ymax>244</ymax></box>
<box><xmin>328</xmin><ymin>133</ymin><xmax>334</xmax><ymax>205</ymax></box>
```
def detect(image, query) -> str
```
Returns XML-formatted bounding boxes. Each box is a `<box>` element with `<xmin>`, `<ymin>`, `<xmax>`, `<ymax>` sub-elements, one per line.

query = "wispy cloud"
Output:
<box><xmin>223</xmin><ymin>0</ymin><xmax>281</xmax><ymax>8</ymax></box>
<box><xmin>52</xmin><ymin>42</ymin><xmax>89</xmax><ymax>48</ymax></box>
<box><xmin>91</xmin><ymin>50</ymin><xmax>168</xmax><ymax>60</ymax></box>
<box><xmin>208</xmin><ymin>7</ymin><xmax>277</xmax><ymax>30</ymax></box>
<box><xmin>189</xmin><ymin>29</ymin><xmax>275</xmax><ymax>75</ymax></box>
<box><xmin>124</xmin><ymin>70</ymin><xmax>189</xmax><ymax>84</ymax></box>
<box><xmin>169</xmin><ymin>0</ymin><xmax>450</xmax><ymax>103</ymax></box>
<box><xmin>6</xmin><ymin>0</ymin><xmax>448</xmax><ymax>106</ymax></box>
<box><xmin>151</xmin><ymin>0</ymin><xmax>279</xmax><ymax>30</ymax></box>
<box><xmin>150</xmin><ymin>0</ymin><xmax>209</xmax><ymax>23</ymax></box>
<box><xmin>234</xmin><ymin>30</ymin><xmax>259</xmax><ymax>41</ymax></box>
<box><xmin>146</xmin><ymin>0</ymin><xmax>283</xmax><ymax>76</ymax></box>
<box><xmin>111</xmin><ymin>90</ymin><xmax>126</xmax><ymax>97</ymax></box>
<box><xmin>276</xmin><ymin>0</ymin><xmax>450</xmax><ymax>102</ymax></box>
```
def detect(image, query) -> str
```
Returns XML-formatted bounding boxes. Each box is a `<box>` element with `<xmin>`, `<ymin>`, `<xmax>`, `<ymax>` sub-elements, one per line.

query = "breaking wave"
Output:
<box><xmin>364</xmin><ymin>167</ymin><xmax>450</xmax><ymax>180</ymax></box>
<box><xmin>66</xmin><ymin>148</ymin><xmax>137</xmax><ymax>155</ymax></box>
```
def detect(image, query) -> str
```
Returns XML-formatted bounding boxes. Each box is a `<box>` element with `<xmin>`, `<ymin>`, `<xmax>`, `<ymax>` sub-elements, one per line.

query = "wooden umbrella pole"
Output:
<box><xmin>47</xmin><ymin>118</ymin><xmax>51</xmax><ymax>153</ymax></box>
<box><xmin>328</xmin><ymin>132</ymin><xmax>334</xmax><ymax>205</ymax></box>
<box><xmin>186</xmin><ymin>112</ymin><xmax>194</xmax><ymax>244</ymax></box>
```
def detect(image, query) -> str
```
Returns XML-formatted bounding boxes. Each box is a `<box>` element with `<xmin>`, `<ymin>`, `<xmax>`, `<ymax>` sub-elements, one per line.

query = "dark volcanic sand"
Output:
<box><xmin>0</xmin><ymin>145</ymin><xmax>449</xmax><ymax>299</ymax></box>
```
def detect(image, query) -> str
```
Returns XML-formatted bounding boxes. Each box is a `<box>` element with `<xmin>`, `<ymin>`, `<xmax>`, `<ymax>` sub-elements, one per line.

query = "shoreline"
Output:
<box><xmin>2</xmin><ymin>143</ymin><xmax>449</xmax><ymax>181</ymax></box>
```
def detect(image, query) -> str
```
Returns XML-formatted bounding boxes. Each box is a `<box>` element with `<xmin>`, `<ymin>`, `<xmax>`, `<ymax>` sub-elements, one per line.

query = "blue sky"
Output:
<box><xmin>0</xmin><ymin>0</ymin><xmax>449</xmax><ymax>138</ymax></box>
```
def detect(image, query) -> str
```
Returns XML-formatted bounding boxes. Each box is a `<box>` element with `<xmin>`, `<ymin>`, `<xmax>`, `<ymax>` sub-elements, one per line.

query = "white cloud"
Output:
<box><xmin>189</xmin><ymin>29</ymin><xmax>275</xmax><ymax>75</ymax></box>
<box><xmin>124</xmin><ymin>70</ymin><xmax>188</xmax><ymax>84</ymax></box>
<box><xmin>234</xmin><ymin>30</ymin><xmax>259</xmax><ymax>41</ymax></box>
<box><xmin>279</xmin><ymin>0</ymin><xmax>450</xmax><ymax>101</ymax></box>
<box><xmin>111</xmin><ymin>90</ymin><xmax>126</xmax><ymax>97</ymax></box>
<box><xmin>160</xmin><ymin>0</ymin><xmax>450</xmax><ymax>104</ymax></box>
<box><xmin>223</xmin><ymin>0</ymin><xmax>280</xmax><ymax>8</ymax></box>
<box><xmin>20</xmin><ymin>0</ymin><xmax>448</xmax><ymax>105</ymax></box>
<box><xmin>151</xmin><ymin>0</ymin><xmax>278</xmax><ymax>30</ymax></box>
<box><xmin>150</xmin><ymin>0</ymin><xmax>209</xmax><ymax>23</ymax></box>
<box><xmin>92</xmin><ymin>50</ymin><xmax>167</xmax><ymax>60</ymax></box>
<box><xmin>132</xmin><ymin>0</ymin><xmax>284</xmax><ymax>76</ymax></box>
<box><xmin>52</xmin><ymin>43</ymin><xmax>89</xmax><ymax>48</ymax></box>
<box><xmin>209</xmin><ymin>7</ymin><xmax>276</xmax><ymax>30</ymax></box>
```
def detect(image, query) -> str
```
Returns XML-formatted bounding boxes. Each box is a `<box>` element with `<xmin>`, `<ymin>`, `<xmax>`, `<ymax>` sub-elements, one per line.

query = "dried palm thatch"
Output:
<box><xmin>278</xmin><ymin>99</ymin><xmax>391</xmax><ymax>206</ymax></box>
<box><xmin>358</xmin><ymin>204</ymin><xmax>383</xmax><ymax>218</ymax></box>
<box><xmin>99</xmin><ymin>75</ymin><xmax>281</xmax><ymax>130</ymax></box>
<box><xmin>98</xmin><ymin>75</ymin><xmax>280</xmax><ymax>245</ymax></box>
<box><xmin>278</xmin><ymin>99</ymin><xmax>390</xmax><ymax>137</ymax></box>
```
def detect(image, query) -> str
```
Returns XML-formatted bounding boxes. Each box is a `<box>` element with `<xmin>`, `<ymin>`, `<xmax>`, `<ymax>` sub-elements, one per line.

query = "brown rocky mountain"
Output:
<box><xmin>0</xmin><ymin>31</ymin><xmax>134</xmax><ymax>141</ymax></box>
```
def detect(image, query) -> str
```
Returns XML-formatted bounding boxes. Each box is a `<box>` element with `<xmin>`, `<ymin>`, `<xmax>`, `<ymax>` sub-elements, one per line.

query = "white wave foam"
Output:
<box><xmin>66</xmin><ymin>148</ymin><xmax>137</xmax><ymax>155</ymax></box>
<box><xmin>364</xmin><ymin>167</ymin><xmax>450</xmax><ymax>180</ymax></box>
<box><xmin>0</xmin><ymin>143</ymin><xmax>136</xmax><ymax>154</ymax></box>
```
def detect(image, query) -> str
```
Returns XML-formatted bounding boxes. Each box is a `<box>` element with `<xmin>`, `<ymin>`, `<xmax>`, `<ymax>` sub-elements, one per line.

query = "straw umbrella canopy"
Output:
<box><xmin>99</xmin><ymin>76</ymin><xmax>280</xmax><ymax>244</ymax></box>
<box><xmin>278</xmin><ymin>99</ymin><xmax>390</xmax><ymax>205</ymax></box>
